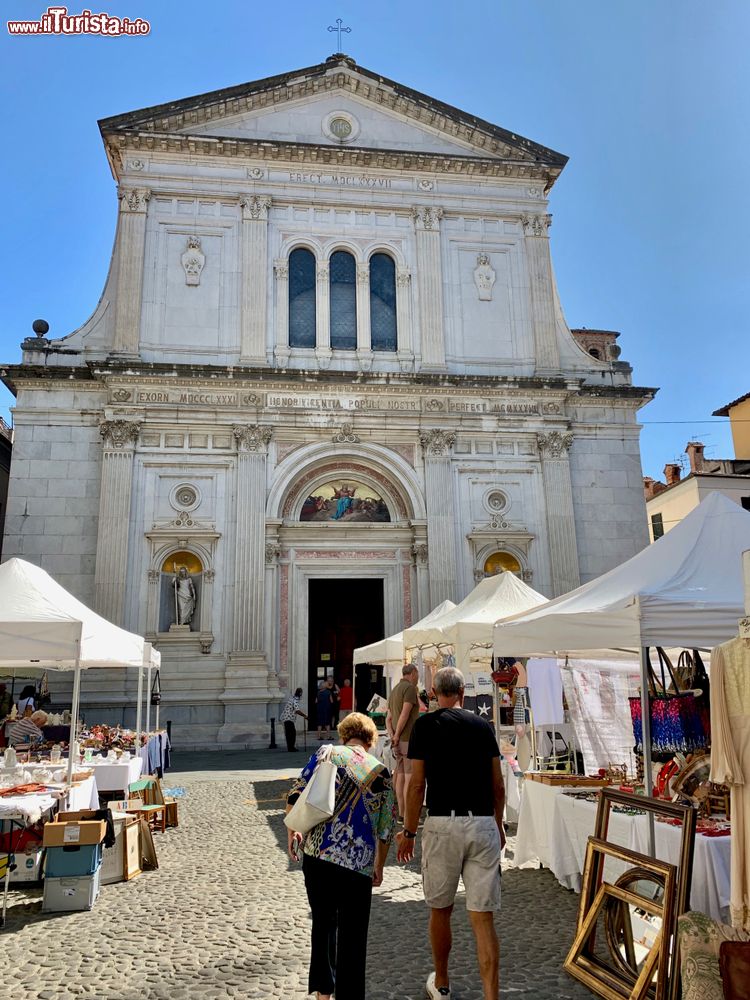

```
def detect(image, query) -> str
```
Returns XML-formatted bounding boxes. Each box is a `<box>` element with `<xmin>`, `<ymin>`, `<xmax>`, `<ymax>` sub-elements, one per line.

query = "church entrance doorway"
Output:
<box><xmin>307</xmin><ymin>578</ymin><xmax>384</xmax><ymax>725</ymax></box>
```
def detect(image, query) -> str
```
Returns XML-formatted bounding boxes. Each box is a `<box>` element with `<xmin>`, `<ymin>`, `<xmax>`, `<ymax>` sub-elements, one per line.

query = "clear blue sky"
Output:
<box><xmin>2</xmin><ymin>0</ymin><xmax>748</xmax><ymax>479</ymax></box>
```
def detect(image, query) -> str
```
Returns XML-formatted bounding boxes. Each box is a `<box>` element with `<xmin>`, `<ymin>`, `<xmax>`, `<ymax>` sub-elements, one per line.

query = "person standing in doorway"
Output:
<box><xmin>386</xmin><ymin>664</ymin><xmax>420</xmax><ymax>818</ymax></box>
<box><xmin>330</xmin><ymin>679</ymin><xmax>341</xmax><ymax>729</ymax></box>
<box><xmin>280</xmin><ymin>688</ymin><xmax>308</xmax><ymax>752</ymax></box>
<box><xmin>316</xmin><ymin>677</ymin><xmax>334</xmax><ymax>741</ymax></box>
<box><xmin>397</xmin><ymin>666</ymin><xmax>506</xmax><ymax>1000</ymax></box>
<box><xmin>339</xmin><ymin>678</ymin><xmax>354</xmax><ymax>719</ymax></box>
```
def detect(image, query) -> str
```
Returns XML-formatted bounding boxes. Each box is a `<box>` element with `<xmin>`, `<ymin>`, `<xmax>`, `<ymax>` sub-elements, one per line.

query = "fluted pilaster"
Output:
<box><xmin>537</xmin><ymin>431</ymin><xmax>580</xmax><ymax>595</ymax></box>
<box><xmin>93</xmin><ymin>419</ymin><xmax>141</xmax><ymax>624</ymax></box>
<box><xmin>420</xmin><ymin>429</ymin><xmax>458</xmax><ymax>605</ymax></box>
<box><xmin>232</xmin><ymin>424</ymin><xmax>273</xmax><ymax>651</ymax></box>
<box><xmin>239</xmin><ymin>195</ymin><xmax>272</xmax><ymax>364</ymax></box>
<box><xmin>112</xmin><ymin>187</ymin><xmax>150</xmax><ymax>356</ymax></box>
<box><xmin>412</xmin><ymin>207</ymin><xmax>446</xmax><ymax>369</ymax></box>
<box><xmin>521</xmin><ymin>213</ymin><xmax>560</xmax><ymax>372</ymax></box>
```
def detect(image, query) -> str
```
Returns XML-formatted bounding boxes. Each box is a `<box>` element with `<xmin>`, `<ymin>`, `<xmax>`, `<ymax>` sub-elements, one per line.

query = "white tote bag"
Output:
<box><xmin>284</xmin><ymin>744</ymin><xmax>338</xmax><ymax>836</ymax></box>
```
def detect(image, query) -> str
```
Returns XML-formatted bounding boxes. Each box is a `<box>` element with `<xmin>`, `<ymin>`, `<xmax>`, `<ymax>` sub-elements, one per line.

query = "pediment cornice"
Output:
<box><xmin>99</xmin><ymin>54</ymin><xmax>567</xmax><ymax>183</ymax></box>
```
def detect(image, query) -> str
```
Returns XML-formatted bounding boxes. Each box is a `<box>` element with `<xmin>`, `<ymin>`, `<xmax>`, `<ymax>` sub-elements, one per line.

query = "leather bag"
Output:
<box><xmin>284</xmin><ymin>744</ymin><xmax>338</xmax><ymax>836</ymax></box>
<box><xmin>720</xmin><ymin>941</ymin><xmax>750</xmax><ymax>1000</ymax></box>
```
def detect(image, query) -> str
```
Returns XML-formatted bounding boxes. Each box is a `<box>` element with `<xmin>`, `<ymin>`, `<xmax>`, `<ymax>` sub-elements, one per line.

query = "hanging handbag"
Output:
<box><xmin>150</xmin><ymin>670</ymin><xmax>161</xmax><ymax>707</ymax></box>
<box><xmin>629</xmin><ymin>647</ymin><xmax>710</xmax><ymax>762</ymax></box>
<box><xmin>284</xmin><ymin>744</ymin><xmax>338</xmax><ymax>836</ymax></box>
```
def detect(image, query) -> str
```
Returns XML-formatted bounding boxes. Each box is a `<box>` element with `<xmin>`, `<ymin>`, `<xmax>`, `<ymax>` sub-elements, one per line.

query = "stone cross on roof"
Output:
<box><xmin>327</xmin><ymin>17</ymin><xmax>351</xmax><ymax>51</ymax></box>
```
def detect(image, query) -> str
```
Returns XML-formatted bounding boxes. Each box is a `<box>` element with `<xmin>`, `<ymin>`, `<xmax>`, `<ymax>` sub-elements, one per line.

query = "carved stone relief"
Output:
<box><xmin>181</xmin><ymin>235</ymin><xmax>205</xmax><ymax>286</ymax></box>
<box><xmin>412</xmin><ymin>206</ymin><xmax>444</xmax><ymax>231</ymax></box>
<box><xmin>332</xmin><ymin>423</ymin><xmax>360</xmax><ymax>444</ymax></box>
<box><xmin>240</xmin><ymin>194</ymin><xmax>272</xmax><ymax>221</ymax></box>
<box><xmin>118</xmin><ymin>187</ymin><xmax>151</xmax><ymax>214</ymax></box>
<box><xmin>473</xmin><ymin>253</ymin><xmax>496</xmax><ymax>301</ymax></box>
<box><xmin>233</xmin><ymin>424</ymin><xmax>274</xmax><ymax>453</ymax></box>
<box><xmin>521</xmin><ymin>213</ymin><xmax>552</xmax><ymax>237</ymax></box>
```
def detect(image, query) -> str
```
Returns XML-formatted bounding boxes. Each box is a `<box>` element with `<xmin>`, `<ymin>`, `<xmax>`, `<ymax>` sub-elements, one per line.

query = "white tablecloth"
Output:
<box><xmin>65</xmin><ymin>775</ymin><xmax>98</xmax><ymax>811</ymax></box>
<box><xmin>90</xmin><ymin>757</ymin><xmax>142</xmax><ymax>793</ymax></box>
<box><xmin>513</xmin><ymin>779</ymin><xmax>732</xmax><ymax>922</ymax></box>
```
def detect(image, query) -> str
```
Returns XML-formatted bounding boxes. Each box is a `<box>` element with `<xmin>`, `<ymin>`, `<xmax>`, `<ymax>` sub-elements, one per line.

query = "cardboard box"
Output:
<box><xmin>43</xmin><ymin>869</ymin><xmax>101</xmax><ymax>912</ymax></box>
<box><xmin>2</xmin><ymin>848</ymin><xmax>44</xmax><ymax>883</ymax></box>
<box><xmin>100</xmin><ymin>816</ymin><xmax>141</xmax><ymax>886</ymax></box>
<box><xmin>42</xmin><ymin>811</ymin><xmax>106</xmax><ymax>848</ymax></box>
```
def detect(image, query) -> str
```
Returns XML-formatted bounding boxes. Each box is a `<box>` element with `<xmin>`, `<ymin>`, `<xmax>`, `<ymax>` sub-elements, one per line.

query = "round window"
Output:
<box><xmin>323</xmin><ymin>112</ymin><xmax>360</xmax><ymax>144</ymax></box>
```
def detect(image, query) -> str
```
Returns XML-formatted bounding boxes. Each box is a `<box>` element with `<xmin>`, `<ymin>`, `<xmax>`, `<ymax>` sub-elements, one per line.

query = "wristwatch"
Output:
<box><xmin>401</xmin><ymin>828</ymin><xmax>417</xmax><ymax>839</ymax></box>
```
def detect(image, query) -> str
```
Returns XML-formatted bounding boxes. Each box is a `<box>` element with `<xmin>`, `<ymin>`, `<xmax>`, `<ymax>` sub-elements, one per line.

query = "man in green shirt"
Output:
<box><xmin>386</xmin><ymin>663</ymin><xmax>420</xmax><ymax>817</ymax></box>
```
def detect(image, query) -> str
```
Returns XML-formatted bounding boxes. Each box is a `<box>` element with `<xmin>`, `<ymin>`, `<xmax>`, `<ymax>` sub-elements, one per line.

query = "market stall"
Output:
<box><xmin>352</xmin><ymin>599</ymin><xmax>456</xmax><ymax>678</ymax></box>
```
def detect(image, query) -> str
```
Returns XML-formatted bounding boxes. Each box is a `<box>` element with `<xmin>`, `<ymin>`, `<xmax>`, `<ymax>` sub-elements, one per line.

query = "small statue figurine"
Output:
<box><xmin>473</xmin><ymin>253</ymin><xmax>496</xmax><ymax>301</ymax></box>
<box><xmin>172</xmin><ymin>563</ymin><xmax>197</xmax><ymax>627</ymax></box>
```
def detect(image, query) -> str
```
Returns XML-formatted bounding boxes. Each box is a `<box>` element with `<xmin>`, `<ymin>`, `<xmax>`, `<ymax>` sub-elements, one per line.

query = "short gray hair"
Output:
<box><xmin>433</xmin><ymin>666</ymin><xmax>464</xmax><ymax>697</ymax></box>
<box><xmin>402</xmin><ymin>663</ymin><xmax>418</xmax><ymax>676</ymax></box>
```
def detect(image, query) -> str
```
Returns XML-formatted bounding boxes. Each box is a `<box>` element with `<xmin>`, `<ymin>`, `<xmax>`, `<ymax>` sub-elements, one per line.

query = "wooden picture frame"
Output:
<box><xmin>565</xmin><ymin>837</ymin><xmax>677</xmax><ymax>1000</ymax></box>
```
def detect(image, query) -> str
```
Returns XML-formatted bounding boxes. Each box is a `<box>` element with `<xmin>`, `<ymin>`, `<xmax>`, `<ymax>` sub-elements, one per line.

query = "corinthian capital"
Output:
<box><xmin>99</xmin><ymin>419</ymin><xmax>141</xmax><ymax>449</ymax></box>
<box><xmin>521</xmin><ymin>213</ymin><xmax>552</xmax><ymax>238</ymax></box>
<box><xmin>411</xmin><ymin>206</ymin><xmax>444</xmax><ymax>232</ymax></box>
<box><xmin>537</xmin><ymin>430</ymin><xmax>573</xmax><ymax>459</ymax></box>
<box><xmin>118</xmin><ymin>187</ymin><xmax>151</xmax><ymax>214</ymax></box>
<box><xmin>240</xmin><ymin>194</ymin><xmax>272</xmax><ymax>221</ymax></box>
<box><xmin>233</xmin><ymin>424</ymin><xmax>273</xmax><ymax>453</ymax></box>
<box><xmin>419</xmin><ymin>429</ymin><xmax>456</xmax><ymax>457</ymax></box>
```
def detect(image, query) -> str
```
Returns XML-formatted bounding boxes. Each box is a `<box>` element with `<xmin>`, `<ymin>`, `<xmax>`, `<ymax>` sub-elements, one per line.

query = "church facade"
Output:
<box><xmin>2</xmin><ymin>55</ymin><xmax>654</xmax><ymax>744</ymax></box>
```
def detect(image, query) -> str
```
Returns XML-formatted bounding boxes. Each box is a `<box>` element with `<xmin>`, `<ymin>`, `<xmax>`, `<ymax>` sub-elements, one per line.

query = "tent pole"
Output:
<box><xmin>135</xmin><ymin>660</ymin><xmax>144</xmax><ymax>766</ymax></box>
<box><xmin>66</xmin><ymin>661</ymin><xmax>82</xmax><ymax>789</ymax></box>
<box><xmin>145</xmin><ymin>660</ymin><xmax>153</xmax><ymax>740</ymax></box>
<box><xmin>640</xmin><ymin>646</ymin><xmax>655</xmax><ymax>856</ymax></box>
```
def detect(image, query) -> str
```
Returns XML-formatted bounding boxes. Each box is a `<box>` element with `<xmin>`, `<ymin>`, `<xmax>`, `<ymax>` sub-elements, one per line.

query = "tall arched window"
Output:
<box><xmin>289</xmin><ymin>248</ymin><xmax>316</xmax><ymax>348</ymax></box>
<box><xmin>369</xmin><ymin>253</ymin><xmax>398</xmax><ymax>352</ymax></box>
<box><xmin>329</xmin><ymin>251</ymin><xmax>357</xmax><ymax>350</ymax></box>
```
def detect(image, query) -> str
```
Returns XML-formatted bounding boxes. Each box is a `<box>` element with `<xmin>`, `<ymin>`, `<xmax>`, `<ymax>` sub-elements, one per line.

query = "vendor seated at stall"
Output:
<box><xmin>8</xmin><ymin>709</ymin><xmax>47</xmax><ymax>747</ymax></box>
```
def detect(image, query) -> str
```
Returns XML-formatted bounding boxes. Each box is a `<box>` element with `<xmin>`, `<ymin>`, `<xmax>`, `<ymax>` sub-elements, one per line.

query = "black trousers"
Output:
<box><xmin>283</xmin><ymin>720</ymin><xmax>297</xmax><ymax>751</ymax></box>
<box><xmin>302</xmin><ymin>854</ymin><xmax>372</xmax><ymax>1000</ymax></box>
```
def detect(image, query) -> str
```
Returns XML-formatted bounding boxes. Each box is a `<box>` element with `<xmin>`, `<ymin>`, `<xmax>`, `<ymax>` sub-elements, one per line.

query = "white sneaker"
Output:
<box><xmin>426</xmin><ymin>971</ymin><xmax>451</xmax><ymax>998</ymax></box>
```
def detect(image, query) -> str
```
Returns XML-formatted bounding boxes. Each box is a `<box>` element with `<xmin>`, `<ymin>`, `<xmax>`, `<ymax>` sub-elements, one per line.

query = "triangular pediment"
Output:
<box><xmin>100</xmin><ymin>55</ymin><xmax>567</xmax><ymax>174</ymax></box>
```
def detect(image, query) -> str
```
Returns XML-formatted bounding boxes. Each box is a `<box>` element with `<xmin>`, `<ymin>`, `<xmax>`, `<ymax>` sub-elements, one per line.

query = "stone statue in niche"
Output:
<box><xmin>473</xmin><ymin>253</ymin><xmax>496</xmax><ymax>301</ymax></box>
<box><xmin>171</xmin><ymin>564</ymin><xmax>197</xmax><ymax>629</ymax></box>
<box><xmin>181</xmin><ymin>235</ymin><xmax>205</xmax><ymax>286</ymax></box>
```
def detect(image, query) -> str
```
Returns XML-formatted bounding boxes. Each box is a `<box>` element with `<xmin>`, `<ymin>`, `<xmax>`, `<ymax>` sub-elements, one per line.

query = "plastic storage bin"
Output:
<box><xmin>45</xmin><ymin>842</ymin><xmax>103</xmax><ymax>878</ymax></box>
<box><xmin>42</xmin><ymin>868</ymin><xmax>101</xmax><ymax>912</ymax></box>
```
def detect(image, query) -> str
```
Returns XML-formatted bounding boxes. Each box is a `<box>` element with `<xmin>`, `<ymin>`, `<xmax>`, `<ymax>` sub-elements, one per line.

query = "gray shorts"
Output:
<box><xmin>421</xmin><ymin>815</ymin><xmax>502</xmax><ymax>912</ymax></box>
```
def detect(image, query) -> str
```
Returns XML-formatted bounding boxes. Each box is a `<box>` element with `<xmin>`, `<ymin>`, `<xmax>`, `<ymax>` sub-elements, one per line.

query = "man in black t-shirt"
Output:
<box><xmin>397</xmin><ymin>666</ymin><xmax>505</xmax><ymax>1000</ymax></box>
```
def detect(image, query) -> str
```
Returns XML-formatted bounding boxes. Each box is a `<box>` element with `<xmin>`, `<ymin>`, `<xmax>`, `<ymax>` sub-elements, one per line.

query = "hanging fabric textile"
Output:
<box><xmin>710</xmin><ymin>635</ymin><xmax>750</xmax><ymax>931</ymax></box>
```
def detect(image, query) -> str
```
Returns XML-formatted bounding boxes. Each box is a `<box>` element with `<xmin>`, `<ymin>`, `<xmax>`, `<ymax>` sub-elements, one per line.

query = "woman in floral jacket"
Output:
<box><xmin>286</xmin><ymin>712</ymin><xmax>397</xmax><ymax>1000</ymax></box>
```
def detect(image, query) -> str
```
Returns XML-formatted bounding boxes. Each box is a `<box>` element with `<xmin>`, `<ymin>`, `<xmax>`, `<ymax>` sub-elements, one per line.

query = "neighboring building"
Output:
<box><xmin>645</xmin><ymin>440</ymin><xmax>750</xmax><ymax>541</ymax></box>
<box><xmin>2</xmin><ymin>55</ymin><xmax>655</xmax><ymax>745</ymax></box>
<box><xmin>0</xmin><ymin>417</ymin><xmax>12</xmax><ymax>558</ymax></box>
<box><xmin>714</xmin><ymin>391</ymin><xmax>750</xmax><ymax>461</ymax></box>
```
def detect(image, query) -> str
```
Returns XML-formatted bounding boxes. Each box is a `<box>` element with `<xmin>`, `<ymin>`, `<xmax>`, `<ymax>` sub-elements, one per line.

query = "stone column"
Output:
<box><xmin>315</xmin><ymin>262</ymin><xmax>331</xmax><ymax>368</ymax></box>
<box><xmin>93</xmin><ymin>419</ymin><xmax>141</xmax><ymax>625</ymax></box>
<box><xmin>412</xmin><ymin>207</ymin><xmax>446</xmax><ymax>370</ymax></box>
<box><xmin>273</xmin><ymin>258</ymin><xmax>290</xmax><ymax>368</ymax></box>
<box><xmin>522</xmin><ymin>213</ymin><xmax>561</xmax><ymax>372</ymax></box>
<box><xmin>396</xmin><ymin>266</ymin><xmax>414</xmax><ymax>372</ymax></box>
<box><xmin>264</xmin><ymin>519</ymin><xmax>283</xmax><ymax>687</ymax></box>
<box><xmin>239</xmin><ymin>195</ymin><xmax>272</xmax><ymax>365</ymax></box>
<box><xmin>221</xmin><ymin>424</ymin><xmax>276</xmax><ymax>742</ymax></box>
<box><xmin>112</xmin><ymin>187</ymin><xmax>150</xmax><ymax>356</ymax></box>
<box><xmin>419</xmin><ymin>430</ymin><xmax>458</xmax><ymax>605</ymax></box>
<box><xmin>537</xmin><ymin>431</ymin><xmax>580</xmax><ymax>596</ymax></box>
<box><xmin>356</xmin><ymin>263</ymin><xmax>372</xmax><ymax>370</ymax></box>
<box><xmin>411</xmin><ymin>520</ymin><xmax>430</xmax><ymax>620</ymax></box>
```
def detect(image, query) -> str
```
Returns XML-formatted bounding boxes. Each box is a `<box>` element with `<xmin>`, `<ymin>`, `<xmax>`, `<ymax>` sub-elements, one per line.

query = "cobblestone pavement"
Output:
<box><xmin>0</xmin><ymin>750</ymin><xmax>592</xmax><ymax>1000</ymax></box>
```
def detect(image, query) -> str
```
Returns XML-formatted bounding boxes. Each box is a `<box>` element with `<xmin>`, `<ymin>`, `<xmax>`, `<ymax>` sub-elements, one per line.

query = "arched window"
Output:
<box><xmin>289</xmin><ymin>248</ymin><xmax>316</xmax><ymax>348</ymax></box>
<box><xmin>588</xmin><ymin>347</ymin><xmax>601</xmax><ymax>360</ymax></box>
<box><xmin>369</xmin><ymin>253</ymin><xmax>397</xmax><ymax>352</ymax></box>
<box><xmin>329</xmin><ymin>251</ymin><xmax>357</xmax><ymax>350</ymax></box>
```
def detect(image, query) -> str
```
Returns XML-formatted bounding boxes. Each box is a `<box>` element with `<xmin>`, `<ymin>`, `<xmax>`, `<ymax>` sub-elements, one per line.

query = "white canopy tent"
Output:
<box><xmin>352</xmin><ymin>599</ymin><xmax>456</xmax><ymax>674</ymax></box>
<box><xmin>493</xmin><ymin>492</ymin><xmax>750</xmax><ymax>845</ymax></box>
<box><xmin>0</xmin><ymin>558</ymin><xmax>160</xmax><ymax>784</ymax></box>
<box><xmin>404</xmin><ymin>572</ymin><xmax>547</xmax><ymax>670</ymax></box>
